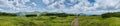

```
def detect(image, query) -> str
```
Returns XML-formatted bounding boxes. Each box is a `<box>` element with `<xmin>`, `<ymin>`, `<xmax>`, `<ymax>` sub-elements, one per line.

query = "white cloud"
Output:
<box><xmin>0</xmin><ymin>0</ymin><xmax>37</xmax><ymax>12</ymax></box>
<box><xmin>0</xmin><ymin>0</ymin><xmax>120</xmax><ymax>14</ymax></box>
<box><xmin>95</xmin><ymin>0</ymin><xmax>120</xmax><ymax>9</ymax></box>
<box><xmin>42</xmin><ymin>0</ymin><xmax>55</xmax><ymax>5</ymax></box>
<box><xmin>70</xmin><ymin>0</ymin><xmax>78</xmax><ymax>3</ymax></box>
<box><xmin>32</xmin><ymin>2</ymin><xmax>37</xmax><ymax>6</ymax></box>
<box><xmin>42</xmin><ymin>0</ymin><xmax>120</xmax><ymax>14</ymax></box>
<box><xmin>46</xmin><ymin>0</ymin><xmax>95</xmax><ymax>13</ymax></box>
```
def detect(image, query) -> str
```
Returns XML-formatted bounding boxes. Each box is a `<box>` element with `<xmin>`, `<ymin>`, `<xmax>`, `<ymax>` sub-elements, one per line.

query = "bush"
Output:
<box><xmin>101</xmin><ymin>13</ymin><xmax>112</xmax><ymax>18</ymax></box>
<box><xmin>26</xmin><ymin>15</ymin><xmax>37</xmax><ymax>17</ymax></box>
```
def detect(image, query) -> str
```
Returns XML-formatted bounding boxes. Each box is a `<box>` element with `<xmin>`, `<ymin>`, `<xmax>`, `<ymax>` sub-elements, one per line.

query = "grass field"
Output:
<box><xmin>0</xmin><ymin>16</ymin><xmax>120</xmax><ymax>26</ymax></box>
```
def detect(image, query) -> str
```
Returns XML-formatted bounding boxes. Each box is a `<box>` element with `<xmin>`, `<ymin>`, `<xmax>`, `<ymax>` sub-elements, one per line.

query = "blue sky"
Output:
<box><xmin>0</xmin><ymin>0</ymin><xmax>120</xmax><ymax>14</ymax></box>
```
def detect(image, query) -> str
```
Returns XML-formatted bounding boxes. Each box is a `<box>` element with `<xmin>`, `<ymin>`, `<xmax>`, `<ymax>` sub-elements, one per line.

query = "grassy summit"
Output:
<box><xmin>0</xmin><ymin>16</ymin><xmax>120</xmax><ymax>26</ymax></box>
<box><xmin>0</xmin><ymin>12</ymin><xmax>120</xmax><ymax>26</ymax></box>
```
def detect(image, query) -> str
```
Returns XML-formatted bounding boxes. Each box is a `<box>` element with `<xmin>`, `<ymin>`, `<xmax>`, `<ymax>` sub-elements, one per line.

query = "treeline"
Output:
<box><xmin>25</xmin><ymin>13</ymin><xmax>76</xmax><ymax>17</ymax></box>
<box><xmin>0</xmin><ymin>12</ymin><xmax>76</xmax><ymax>17</ymax></box>
<box><xmin>101</xmin><ymin>12</ymin><xmax>120</xmax><ymax>18</ymax></box>
<box><xmin>0</xmin><ymin>12</ymin><xmax>120</xmax><ymax>18</ymax></box>
<box><xmin>42</xmin><ymin>13</ymin><xmax>76</xmax><ymax>17</ymax></box>
<box><xmin>0</xmin><ymin>12</ymin><xmax>16</xmax><ymax>16</ymax></box>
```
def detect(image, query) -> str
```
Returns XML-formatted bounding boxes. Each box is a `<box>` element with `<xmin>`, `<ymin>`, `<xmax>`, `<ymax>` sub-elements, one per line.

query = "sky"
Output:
<box><xmin>0</xmin><ymin>0</ymin><xmax>120</xmax><ymax>14</ymax></box>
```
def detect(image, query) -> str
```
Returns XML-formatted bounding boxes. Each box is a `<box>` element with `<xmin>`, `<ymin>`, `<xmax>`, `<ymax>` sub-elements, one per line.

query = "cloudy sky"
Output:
<box><xmin>0</xmin><ymin>0</ymin><xmax>120</xmax><ymax>14</ymax></box>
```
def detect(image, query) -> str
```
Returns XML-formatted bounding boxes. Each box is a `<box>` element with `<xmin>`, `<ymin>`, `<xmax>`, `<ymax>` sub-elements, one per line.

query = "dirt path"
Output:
<box><xmin>74</xmin><ymin>17</ymin><xmax>78</xmax><ymax>26</ymax></box>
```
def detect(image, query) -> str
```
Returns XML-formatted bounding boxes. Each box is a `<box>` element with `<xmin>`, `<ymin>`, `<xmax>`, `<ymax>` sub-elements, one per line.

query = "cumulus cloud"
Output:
<box><xmin>95</xmin><ymin>0</ymin><xmax>120</xmax><ymax>9</ymax></box>
<box><xmin>0</xmin><ymin>0</ymin><xmax>120</xmax><ymax>14</ymax></box>
<box><xmin>42</xmin><ymin>0</ymin><xmax>120</xmax><ymax>14</ymax></box>
<box><xmin>32</xmin><ymin>2</ymin><xmax>37</xmax><ymax>6</ymax></box>
<box><xmin>0</xmin><ymin>0</ymin><xmax>37</xmax><ymax>12</ymax></box>
<box><xmin>43</xmin><ymin>0</ymin><xmax>95</xmax><ymax>13</ymax></box>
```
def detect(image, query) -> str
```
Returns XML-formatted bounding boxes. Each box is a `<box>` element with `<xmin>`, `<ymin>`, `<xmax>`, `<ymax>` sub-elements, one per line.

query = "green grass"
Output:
<box><xmin>0</xmin><ymin>16</ymin><xmax>120</xmax><ymax>26</ymax></box>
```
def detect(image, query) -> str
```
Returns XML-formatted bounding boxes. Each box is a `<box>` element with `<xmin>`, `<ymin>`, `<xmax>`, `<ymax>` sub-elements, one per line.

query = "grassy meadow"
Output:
<box><xmin>0</xmin><ymin>16</ymin><xmax>120</xmax><ymax>26</ymax></box>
